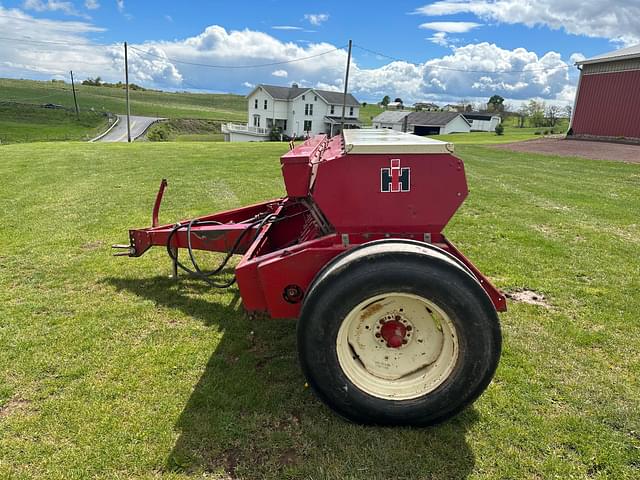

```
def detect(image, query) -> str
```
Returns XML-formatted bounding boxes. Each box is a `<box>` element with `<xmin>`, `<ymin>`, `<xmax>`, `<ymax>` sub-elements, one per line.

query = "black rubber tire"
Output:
<box><xmin>297</xmin><ymin>241</ymin><xmax>501</xmax><ymax>426</ymax></box>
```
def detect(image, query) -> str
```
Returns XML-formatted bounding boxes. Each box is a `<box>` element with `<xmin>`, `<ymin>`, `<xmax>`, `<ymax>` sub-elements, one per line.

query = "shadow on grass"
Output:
<box><xmin>107</xmin><ymin>276</ymin><xmax>479</xmax><ymax>480</ymax></box>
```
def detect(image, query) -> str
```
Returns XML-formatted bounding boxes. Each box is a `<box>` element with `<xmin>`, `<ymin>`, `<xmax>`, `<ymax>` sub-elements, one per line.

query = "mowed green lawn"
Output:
<box><xmin>0</xmin><ymin>103</ymin><xmax>110</xmax><ymax>144</ymax></box>
<box><xmin>1</xmin><ymin>142</ymin><xmax>639</xmax><ymax>479</ymax></box>
<box><xmin>437</xmin><ymin>127</ymin><xmax>558</xmax><ymax>144</ymax></box>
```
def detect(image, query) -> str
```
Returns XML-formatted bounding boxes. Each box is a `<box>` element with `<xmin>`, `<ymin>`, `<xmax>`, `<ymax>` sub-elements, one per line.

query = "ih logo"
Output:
<box><xmin>381</xmin><ymin>159</ymin><xmax>410</xmax><ymax>192</ymax></box>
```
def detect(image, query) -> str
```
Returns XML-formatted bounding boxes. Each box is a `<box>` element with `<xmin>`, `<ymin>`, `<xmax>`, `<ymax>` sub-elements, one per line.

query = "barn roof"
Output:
<box><xmin>464</xmin><ymin>113</ymin><xmax>500</xmax><ymax>121</ymax></box>
<box><xmin>255</xmin><ymin>84</ymin><xmax>360</xmax><ymax>106</ymax></box>
<box><xmin>577</xmin><ymin>44</ymin><xmax>640</xmax><ymax>65</ymax></box>
<box><xmin>371</xmin><ymin>110</ymin><xmax>411</xmax><ymax>123</ymax></box>
<box><xmin>406</xmin><ymin>111</ymin><xmax>470</xmax><ymax>127</ymax></box>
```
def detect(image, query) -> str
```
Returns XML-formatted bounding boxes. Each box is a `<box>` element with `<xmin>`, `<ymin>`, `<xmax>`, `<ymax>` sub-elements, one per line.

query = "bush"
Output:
<box><xmin>534</xmin><ymin>131</ymin><xmax>542</xmax><ymax>135</ymax></box>
<box><xmin>494</xmin><ymin>123</ymin><xmax>504</xmax><ymax>136</ymax></box>
<box><xmin>269</xmin><ymin>126</ymin><xmax>283</xmax><ymax>142</ymax></box>
<box><xmin>147</xmin><ymin>124</ymin><xmax>170</xmax><ymax>141</ymax></box>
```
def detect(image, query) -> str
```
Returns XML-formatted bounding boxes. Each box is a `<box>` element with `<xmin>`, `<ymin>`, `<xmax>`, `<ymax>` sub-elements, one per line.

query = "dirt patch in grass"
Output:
<box><xmin>493</xmin><ymin>138</ymin><xmax>640</xmax><ymax>163</ymax></box>
<box><xmin>0</xmin><ymin>397</ymin><xmax>29</xmax><ymax>419</ymax></box>
<box><xmin>81</xmin><ymin>240</ymin><xmax>104</xmax><ymax>251</ymax></box>
<box><xmin>506</xmin><ymin>289</ymin><xmax>551</xmax><ymax>307</ymax></box>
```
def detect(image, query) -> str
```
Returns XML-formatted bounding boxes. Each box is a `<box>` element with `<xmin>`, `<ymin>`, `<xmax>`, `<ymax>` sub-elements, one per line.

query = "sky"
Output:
<box><xmin>1</xmin><ymin>0</ymin><xmax>639</xmax><ymax>106</ymax></box>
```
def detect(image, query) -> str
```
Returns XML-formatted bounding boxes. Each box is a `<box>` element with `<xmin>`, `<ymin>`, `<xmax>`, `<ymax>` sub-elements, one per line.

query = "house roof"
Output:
<box><xmin>463</xmin><ymin>113</ymin><xmax>499</xmax><ymax>121</ymax></box>
<box><xmin>255</xmin><ymin>84</ymin><xmax>360</xmax><ymax>106</ymax></box>
<box><xmin>372</xmin><ymin>110</ymin><xmax>411</xmax><ymax>124</ymax></box>
<box><xmin>577</xmin><ymin>43</ymin><xmax>640</xmax><ymax>65</ymax></box>
<box><xmin>324</xmin><ymin>116</ymin><xmax>362</xmax><ymax>125</ymax></box>
<box><xmin>406</xmin><ymin>111</ymin><xmax>469</xmax><ymax>127</ymax></box>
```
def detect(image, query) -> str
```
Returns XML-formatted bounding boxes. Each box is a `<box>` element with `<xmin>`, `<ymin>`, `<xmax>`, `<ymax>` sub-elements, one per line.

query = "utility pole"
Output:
<box><xmin>124</xmin><ymin>42</ymin><xmax>132</xmax><ymax>143</ymax></box>
<box><xmin>340</xmin><ymin>39</ymin><xmax>353</xmax><ymax>135</ymax></box>
<box><xmin>70</xmin><ymin>70</ymin><xmax>79</xmax><ymax>120</ymax></box>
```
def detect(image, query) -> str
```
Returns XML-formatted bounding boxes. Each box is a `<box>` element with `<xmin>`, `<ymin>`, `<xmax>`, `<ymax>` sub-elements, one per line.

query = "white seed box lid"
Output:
<box><xmin>343</xmin><ymin>129</ymin><xmax>454</xmax><ymax>155</ymax></box>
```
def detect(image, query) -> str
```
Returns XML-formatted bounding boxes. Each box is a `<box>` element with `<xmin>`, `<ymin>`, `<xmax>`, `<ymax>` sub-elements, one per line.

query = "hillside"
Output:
<box><xmin>0</xmin><ymin>78</ymin><xmax>248</xmax><ymax>122</ymax></box>
<box><xmin>0</xmin><ymin>103</ymin><xmax>110</xmax><ymax>144</ymax></box>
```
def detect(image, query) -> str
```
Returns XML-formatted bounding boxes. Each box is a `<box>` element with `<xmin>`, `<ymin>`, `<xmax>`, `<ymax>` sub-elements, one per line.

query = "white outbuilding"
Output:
<box><xmin>371</xmin><ymin>111</ymin><xmax>411</xmax><ymax>131</ymax></box>
<box><xmin>463</xmin><ymin>113</ymin><xmax>502</xmax><ymax>132</ymax></box>
<box><xmin>405</xmin><ymin>111</ymin><xmax>471</xmax><ymax>135</ymax></box>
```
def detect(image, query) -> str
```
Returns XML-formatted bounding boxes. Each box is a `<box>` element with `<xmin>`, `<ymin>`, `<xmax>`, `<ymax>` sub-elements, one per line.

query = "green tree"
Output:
<box><xmin>495</xmin><ymin>123</ymin><xmax>504</xmax><ymax>135</ymax></box>
<box><xmin>381</xmin><ymin>95</ymin><xmax>390</xmax><ymax>107</ymax></box>
<box><xmin>487</xmin><ymin>95</ymin><xmax>505</xmax><ymax>113</ymax></box>
<box><xmin>527</xmin><ymin>100</ymin><xmax>546</xmax><ymax>127</ymax></box>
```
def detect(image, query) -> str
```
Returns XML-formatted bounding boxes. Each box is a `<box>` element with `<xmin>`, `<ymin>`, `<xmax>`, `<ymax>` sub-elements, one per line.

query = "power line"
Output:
<box><xmin>0</xmin><ymin>34</ymin><xmax>110</xmax><ymax>48</ymax></box>
<box><xmin>128</xmin><ymin>44</ymin><xmax>346</xmax><ymax>69</ymax></box>
<box><xmin>353</xmin><ymin>44</ymin><xmax>571</xmax><ymax>74</ymax></box>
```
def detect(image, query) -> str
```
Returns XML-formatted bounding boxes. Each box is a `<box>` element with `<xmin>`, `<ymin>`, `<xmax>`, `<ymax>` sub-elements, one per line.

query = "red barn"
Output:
<box><xmin>570</xmin><ymin>44</ymin><xmax>640</xmax><ymax>142</ymax></box>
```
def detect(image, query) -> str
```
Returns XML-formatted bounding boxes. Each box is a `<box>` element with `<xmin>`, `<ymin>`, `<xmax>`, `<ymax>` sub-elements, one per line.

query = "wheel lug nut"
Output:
<box><xmin>375</xmin><ymin>332</ymin><xmax>381</xmax><ymax>338</ymax></box>
<box><xmin>406</xmin><ymin>325</ymin><xmax>412</xmax><ymax>331</ymax></box>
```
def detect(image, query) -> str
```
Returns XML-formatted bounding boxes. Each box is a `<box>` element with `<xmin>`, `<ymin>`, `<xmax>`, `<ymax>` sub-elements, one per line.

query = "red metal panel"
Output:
<box><xmin>312</xmin><ymin>152</ymin><xmax>468</xmax><ymax>234</ymax></box>
<box><xmin>572</xmin><ymin>69</ymin><xmax>640</xmax><ymax>139</ymax></box>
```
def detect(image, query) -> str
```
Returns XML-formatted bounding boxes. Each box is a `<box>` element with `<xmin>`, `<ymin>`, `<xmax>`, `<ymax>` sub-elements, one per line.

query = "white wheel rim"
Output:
<box><xmin>336</xmin><ymin>293</ymin><xmax>459</xmax><ymax>400</ymax></box>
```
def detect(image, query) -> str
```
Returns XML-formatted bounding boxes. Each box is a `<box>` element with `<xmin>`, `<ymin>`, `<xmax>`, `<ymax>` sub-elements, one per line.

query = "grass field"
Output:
<box><xmin>1</xmin><ymin>78</ymin><xmax>383</xmax><ymax>128</ymax></box>
<box><xmin>1</xmin><ymin>78</ymin><xmax>247</xmax><ymax>122</ymax></box>
<box><xmin>437</xmin><ymin>127</ymin><xmax>552</xmax><ymax>145</ymax></box>
<box><xmin>359</xmin><ymin>103</ymin><xmax>386</xmax><ymax>125</ymax></box>
<box><xmin>1</xmin><ymin>141</ymin><xmax>639</xmax><ymax>479</ymax></box>
<box><xmin>0</xmin><ymin>103</ymin><xmax>110</xmax><ymax>144</ymax></box>
<box><xmin>145</xmin><ymin>119</ymin><xmax>224</xmax><ymax>142</ymax></box>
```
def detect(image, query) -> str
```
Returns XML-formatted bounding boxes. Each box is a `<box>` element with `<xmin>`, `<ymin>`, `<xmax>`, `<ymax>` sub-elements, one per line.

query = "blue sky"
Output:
<box><xmin>1</xmin><ymin>0</ymin><xmax>638</xmax><ymax>105</ymax></box>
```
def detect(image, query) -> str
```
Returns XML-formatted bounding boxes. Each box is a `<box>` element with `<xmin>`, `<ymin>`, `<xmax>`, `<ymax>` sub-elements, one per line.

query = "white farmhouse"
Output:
<box><xmin>223</xmin><ymin>83</ymin><xmax>361</xmax><ymax>141</ymax></box>
<box><xmin>463</xmin><ymin>113</ymin><xmax>502</xmax><ymax>132</ymax></box>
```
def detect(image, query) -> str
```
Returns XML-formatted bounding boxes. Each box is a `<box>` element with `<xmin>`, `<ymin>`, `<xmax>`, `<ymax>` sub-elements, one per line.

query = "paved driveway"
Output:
<box><xmin>96</xmin><ymin>115</ymin><xmax>163</xmax><ymax>142</ymax></box>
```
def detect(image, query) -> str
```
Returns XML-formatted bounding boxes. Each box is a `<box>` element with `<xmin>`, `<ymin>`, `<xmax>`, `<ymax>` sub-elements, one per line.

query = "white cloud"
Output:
<box><xmin>164</xmin><ymin>14</ymin><xmax>173</xmax><ymax>22</ymax></box>
<box><xmin>84</xmin><ymin>0</ymin><xmax>99</xmax><ymax>9</ymax></box>
<box><xmin>569</xmin><ymin>52</ymin><xmax>586</xmax><ymax>64</ymax></box>
<box><xmin>428</xmin><ymin>32</ymin><xmax>450</xmax><ymax>47</ymax></box>
<box><xmin>272</xmin><ymin>25</ymin><xmax>303</xmax><ymax>31</ymax></box>
<box><xmin>0</xmin><ymin>6</ymin><xmax>179</xmax><ymax>87</ymax></box>
<box><xmin>23</xmin><ymin>0</ymin><xmax>86</xmax><ymax>17</ymax></box>
<box><xmin>116</xmin><ymin>0</ymin><xmax>124</xmax><ymax>12</ymax></box>
<box><xmin>304</xmin><ymin>13</ymin><xmax>329</xmax><ymax>26</ymax></box>
<box><xmin>556</xmin><ymin>84</ymin><xmax>577</xmax><ymax>103</ymax></box>
<box><xmin>414</xmin><ymin>0</ymin><xmax>640</xmax><ymax>46</ymax></box>
<box><xmin>419</xmin><ymin>21</ymin><xmax>482</xmax><ymax>33</ymax></box>
<box><xmin>0</xmin><ymin>8</ymin><xmax>578</xmax><ymax>106</ymax></box>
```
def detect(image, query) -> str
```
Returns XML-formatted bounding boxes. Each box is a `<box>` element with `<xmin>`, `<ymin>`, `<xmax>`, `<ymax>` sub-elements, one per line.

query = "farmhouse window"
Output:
<box><xmin>330</xmin><ymin>105</ymin><xmax>335</xmax><ymax>114</ymax></box>
<box><xmin>254</xmin><ymin>99</ymin><xmax>258</xmax><ymax>109</ymax></box>
<box><xmin>302</xmin><ymin>95</ymin><xmax>305</xmax><ymax>100</ymax></box>
<box><xmin>264</xmin><ymin>100</ymin><xmax>268</xmax><ymax>109</ymax></box>
<box><xmin>314</xmin><ymin>95</ymin><xmax>318</xmax><ymax>101</ymax></box>
<box><xmin>253</xmin><ymin>115</ymin><xmax>260</xmax><ymax>127</ymax></box>
<box><xmin>350</xmin><ymin>107</ymin><xmax>354</xmax><ymax>116</ymax></box>
<box><xmin>305</xmin><ymin>104</ymin><xmax>313</xmax><ymax>116</ymax></box>
<box><xmin>304</xmin><ymin>120</ymin><xmax>312</xmax><ymax>132</ymax></box>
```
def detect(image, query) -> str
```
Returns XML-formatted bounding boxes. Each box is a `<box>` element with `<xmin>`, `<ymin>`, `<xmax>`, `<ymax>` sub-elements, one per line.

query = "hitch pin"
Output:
<box><xmin>111</xmin><ymin>244</ymin><xmax>135</xmax><ymax>256</ymax></box>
